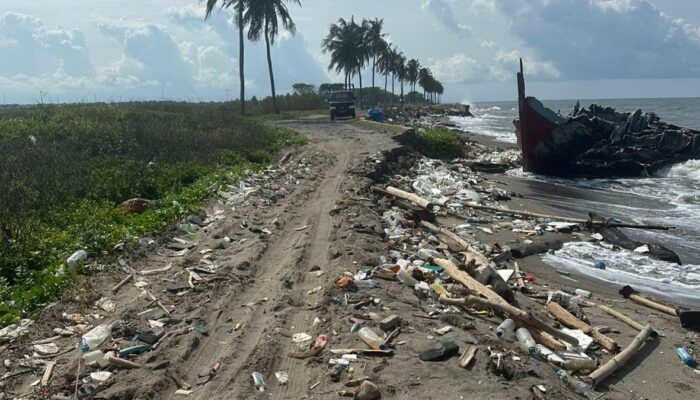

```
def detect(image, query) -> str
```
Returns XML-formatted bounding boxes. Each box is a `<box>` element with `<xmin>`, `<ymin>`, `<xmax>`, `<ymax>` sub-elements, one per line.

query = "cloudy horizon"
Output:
<box><xmin>1</xmin><ymin>0</ymin><xmax>699</xmax><ymax>104</ymax></box>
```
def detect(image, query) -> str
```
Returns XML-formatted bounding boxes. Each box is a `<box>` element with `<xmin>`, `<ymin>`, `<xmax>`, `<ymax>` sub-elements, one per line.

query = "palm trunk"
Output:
<box><xmin>391</xmin><ymin>74</ymin><xmax>395</xmax><ymax>105</ymax></box>
<box><xmin>400</xmin><ymin>80</ymin><xmax>404</xmax><ymax>109</ymax></box>
<box><xmin>358</xmin><ymin>68</ymin><xmax>363</xmax><ymax>109</ymax></box>
<box><xmin>384</xmin><ymin>73</ymin><xmax>388</xmax><ymax>103</ymax></box>
<box><xmin>264</xmin><ymin>25</ymin><xmax>278</xmax><ymax>114</ymax></box>
<box><xmin>371</xmin><ymin>56</ymin><xmax>376</xmax><ymax>106</ymax></box>
<box><xmin>238</xmin><ymin>3</ymin><xmax>245</xmax><ymax>115</ymax></box>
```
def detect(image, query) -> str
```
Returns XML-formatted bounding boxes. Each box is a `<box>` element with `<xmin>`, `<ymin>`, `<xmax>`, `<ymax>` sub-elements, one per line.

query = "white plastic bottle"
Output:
<box><xmin>81</xmin><ymin>324</ymin><xmax>112</xmax><ymax>350</ymax></box>
<box><xmin>515</xmin><ymin>327</ymin><xmax>540</xmax><ymax>356</ymax></box>
<box><xmin>496</xmin><ymin>319</ymin><xmax>516</xmax><ymax>340</ymax></box>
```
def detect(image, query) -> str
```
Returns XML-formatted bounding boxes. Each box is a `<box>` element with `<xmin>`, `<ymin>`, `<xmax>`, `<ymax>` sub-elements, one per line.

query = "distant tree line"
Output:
<box><xmin>321</xmin><ymin>17</ymin><xmax>444</xmax><ymax>108</ymax></box>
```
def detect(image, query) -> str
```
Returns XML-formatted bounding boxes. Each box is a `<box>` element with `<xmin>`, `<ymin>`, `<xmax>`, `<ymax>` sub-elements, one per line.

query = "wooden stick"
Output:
<box><xmin>439</xmin><ymin>296</ymin><xmax>579</xmax><ymax>347</ymax></box>
<box><xmin>106</xmin><ymin>354</ymin><xmax>141</xmax><ymax>369</ymax></box>
<box><xmin>41</xmin><ymin>361</ymin><xmax>56</xmax><ymax>387</ymax></box>
<box><xmin>546</xmin><ymin>302</ymin><xmax>619</xmax><ymax>352</ymax></box>
<box><xmin>629</xmin><ymin>294</ymin><xmax>677</xmax><ymax>316</ymax></box>
<box><xmin>140</xmin><ymin>263</ymin><xmax>173</xmax><ymax>276</ymax></box>
<box><xmin>112</xmin><ymin>273</ymin><xmax>133</xmax><ymax>294</ymax></box>
<box><xmin>588</xmin><ymin>325</ymin><xmax>653</xmax><ymax>387</ymax></box>
<box><xmin>530</xmin><ymin>329</ymin><xmax>566</xmax><ymax>352</ymax></box>
<box><xmin>512</xmin><ymin>261</ymin><xmax>526</xmax><ymax>291</ymax></box>
<box><xmin>421</xmin><ymin>221</ymin><xmax>489</xmax><ymax>267</ymax></box>
<box><xmin>450</xmin><ymin>204</ymin><xmax>673</xmax><ymax>231</ymax></box>
<box><xmin>598</xmin><ymin>305</ymin><xmax>645</xmax><ymax>332</ymax></box>
<box><xmin>458</xmin><ymin>345</ymin><xmax>477</xmax><ymax>368</ymax></box>
<box><xmin>379</xmin><ymin>186</ymin><xmax>435</xmax><ymax>210</ymax></box>
<box><xmin>434</xmin><ymin>258</ymin><xmax>504</xmax><ymax>306</ymax></box>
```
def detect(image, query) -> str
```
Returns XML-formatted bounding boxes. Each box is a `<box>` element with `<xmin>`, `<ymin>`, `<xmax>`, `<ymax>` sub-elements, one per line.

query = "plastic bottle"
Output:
<box><xmin>593</xmin><ymin>260</ymin><xmax>606</xmax><ymax>270</ymax></box>
<box><xmin>515</xmin><ymin>327</ymin><xmax>540</xmax><ymax>356</ymax></box>
<box><xmin>357</xmin><ymin>327</ymin><xmax>386</xmax><ymax>350</ymax></box>
<box><xmin>354</xmin><ymin>279</ymin><xmax>380</xmax><ymax>289</ymax></box>
<box><xmin>66</xmin><ymin>250</ymin><xmax>88</xmax><ymax>269</ymax></box>
<box><xmin>397</xmin><ymin>269</ymin><xmax>418</xmax><ymax>286</ymax></box>
<box><xmin>252</xmin><ymin>371</ymin><xmax>266</xmax><ymax>392</ymax></box>
<box><xmin>676</xmin><ymin>347</ymin><xmax>697</xmax><ymax>367</ymax></box>
<box><xmin>559</xmin><ymin>358</ymin><xmax>598</xmax><ymax>371</ymax></box>
<box><xmin>575</xmin><ymin>289</ymin><xmax>593</xmax><ymax>299</ymax></box>
<box><xmin>81</xmin><ymin>324</ymin><xmax>112</xmax><ymax>351</ymax></box>
<box><xmin>496</xmin><ymin>319</ymin><xmax>516</xmax><ymax>340</ymax></box>
<box><xmin>556</xmin><ymin>370</ymin><xmax>594</xmax><ymax>399</ymax></box>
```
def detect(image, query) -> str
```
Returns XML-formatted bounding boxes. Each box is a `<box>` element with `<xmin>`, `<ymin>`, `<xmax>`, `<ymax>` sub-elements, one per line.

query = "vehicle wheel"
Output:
<box><xmin>330</xmin><ymin>112</ymin><xmax>335</xmax><ymax>121</ymax></box>
<box><xmin>351</xmin><ymin>112</ymin><xmax>356</xmax><ymax>119</ymax></box>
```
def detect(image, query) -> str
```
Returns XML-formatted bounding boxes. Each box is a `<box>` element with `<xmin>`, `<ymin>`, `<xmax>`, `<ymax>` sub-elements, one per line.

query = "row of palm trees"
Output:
<box><xmin>321</xmin><ymin>17</ymin><xmax>444</xmax><ymax>108</ymax></box>
<box><xmin>204</xmin><ymin>0</ymin><xmax>301</xmax><ymax>114</ymax></box>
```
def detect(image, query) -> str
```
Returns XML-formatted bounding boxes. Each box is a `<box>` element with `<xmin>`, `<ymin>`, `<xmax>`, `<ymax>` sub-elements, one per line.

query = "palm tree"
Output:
<box><xmin>395</xmin><ymin>52</ymin><xmax>407</xmax><ymax>107</ymax></box>
<box><xmin>322</xmin><ymin>17</ymin><xmax>368</xmax><ymax>106</ymax></box>
<box><xmin>418</xmin><ymin>67</ymin><xmax>432</xmax><ymax>103</ymax></box>
<box><xmin>205</xmin><ymin>0</ymin><xmax>248</xmax><ymax>115</ymax></box>
<box><xmin>364</xmin><ymin>18</ymin><xmax>384</xmax><ymax>106</ymax></box>
<box><xmin>245</xmin><ymin>0</ymin><xmax>301</xmax><ymax>114</ymax></box>
<box><xmin>376</xmin><ymin>40</ymin><xmax>391</xmax><ymax>102</ymax></box>
<box><xmin>406</xmin><ymin>59</ymin><xmax>419</xmax><ymax>104</ymax></box>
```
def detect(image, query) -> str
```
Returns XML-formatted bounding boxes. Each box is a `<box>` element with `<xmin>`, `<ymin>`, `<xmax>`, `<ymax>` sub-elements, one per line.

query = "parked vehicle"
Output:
<box><xmin>329</xmin><ymin>91</ymin><xmax>356</xmax><ymax>121</ymax></box>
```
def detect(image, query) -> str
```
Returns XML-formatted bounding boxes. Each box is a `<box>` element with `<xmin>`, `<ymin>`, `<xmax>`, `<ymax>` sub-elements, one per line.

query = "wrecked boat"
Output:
<box><xmin>515</xmin><ymin>59</ymin><xmax>700</xmax><ymax>177</ymax></box>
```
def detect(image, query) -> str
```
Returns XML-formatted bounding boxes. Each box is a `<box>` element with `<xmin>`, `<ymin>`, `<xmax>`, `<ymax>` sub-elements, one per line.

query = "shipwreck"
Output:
<box><xmin>515</xmin><ymin>59</ymin><xmax>700</xmax><ymax>177</ymax></box>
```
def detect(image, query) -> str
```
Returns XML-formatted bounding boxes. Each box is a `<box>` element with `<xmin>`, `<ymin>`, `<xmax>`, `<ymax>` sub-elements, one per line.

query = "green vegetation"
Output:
<box><xmin>0</xmin><ymin>102</ymin><xmax>306</xmax><ymax>325</ymax></box>
<box><xmin>413</xmin><ymin>126</ymin><xmax>461</xmax><ymax>160</ymax></box>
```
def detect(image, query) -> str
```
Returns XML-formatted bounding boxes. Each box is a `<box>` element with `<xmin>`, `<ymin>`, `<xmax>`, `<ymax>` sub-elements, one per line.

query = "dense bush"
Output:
<box><xmin>0</xmin><ymin>103</ymin><xmax>306</xmax><ymax>324</ymax></box>
<box><xmin>413</xmin><ymin>126</ymin><xmax>462</xmax><ymax>159</ymax></box>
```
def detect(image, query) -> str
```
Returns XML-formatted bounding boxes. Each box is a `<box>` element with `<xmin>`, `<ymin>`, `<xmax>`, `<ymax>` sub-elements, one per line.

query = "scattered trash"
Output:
<box><xmin>66</xmin><ymin>249</ymin><xmax>88</xmax><ymax>269</ymax></box>
<box><xmin>292</xmin><ymin>333</ymin><xmax>312</xmax><ymax>343</ymax></box>
<box><xmin>252</xmin><ymin>371</ymin><xmax>266</xmax><ymax>392</ymax></box>
<box><xmin>676</xmin><ymin>347</ymin><xmax>697</xmax><ymax>367</ymax></box>
<box><xmin>358</xmin><ymin>327</ymin><xmax>386</xmax><ymax>350</ymax></box>
<box><xmin>496</xmin><ymin>319</ymin><xmax>516</xmax><ymax>340</ymax></box>
<box><xmin>593</xmin><ymin>260</ymin><xmax>606</xmax><ymax>270</ymax></box>
<box><xmin>274</xmin><ymin>371</ymin><xmax>289</xmax><ymax>385</ymax></box>
<box><xmin>420</xmin><ymin>341</ymin><xmax>459</xmax><ymax>362</ymax></box>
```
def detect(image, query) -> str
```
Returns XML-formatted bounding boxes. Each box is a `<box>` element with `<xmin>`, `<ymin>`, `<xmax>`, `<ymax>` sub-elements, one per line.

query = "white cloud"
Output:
<box><xmin>429</xmin><ymin>53</ymin><xmax>484</xmax><ymax>83</ymax></box>
<box><xmin>493</xmin><ymin>0</ymin><xmax>700</xmax><ymax>79</ymax></box>
<box><xmin>494</xmin><ymin>49</ymin><xmax>560</xmax><ymax>79</ymax></box>
<box><xmin>420</xmin><ymin>0</ymin><xmax>472</xmax><ymax>36</ymax></box>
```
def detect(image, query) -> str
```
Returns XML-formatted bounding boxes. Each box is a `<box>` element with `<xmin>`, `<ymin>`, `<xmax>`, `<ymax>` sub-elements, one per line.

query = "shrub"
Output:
<box><xmin>414</xmin><ymin>126</ymin><xmax>462</xmax><ymax>159</ymax></box>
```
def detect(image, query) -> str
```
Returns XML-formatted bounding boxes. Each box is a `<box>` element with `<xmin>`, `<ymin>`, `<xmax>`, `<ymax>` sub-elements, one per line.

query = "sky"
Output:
<box><xmin>1</xmin><ymin>0</ymin><xmax>699</xmax><ymax>103</ymax></box>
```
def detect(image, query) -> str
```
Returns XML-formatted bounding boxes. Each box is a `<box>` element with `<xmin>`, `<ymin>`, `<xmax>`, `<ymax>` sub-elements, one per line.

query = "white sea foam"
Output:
<box><xmin>542</xmin><ymin>242</ymin><xmax>700</xmax><ymax>304</ymax></box>
<box><xmin>654</xmin><ymin>159</ymin><xmax>700</xmax><ymax>180</ymax></box>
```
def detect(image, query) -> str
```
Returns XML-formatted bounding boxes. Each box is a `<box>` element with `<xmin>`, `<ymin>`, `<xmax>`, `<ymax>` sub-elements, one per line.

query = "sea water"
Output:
<box><xmin>451</xmin><ymin>97</ymin><xmax>700</xmax><ymax>305</ymax></box>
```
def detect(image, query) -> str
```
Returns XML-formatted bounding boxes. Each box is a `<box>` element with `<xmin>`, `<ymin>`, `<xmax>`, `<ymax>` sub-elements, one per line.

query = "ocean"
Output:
<box><xmin>451</xmin><ymin>98</ymin><xmax>700</xmax><ymax>305</ymax></box>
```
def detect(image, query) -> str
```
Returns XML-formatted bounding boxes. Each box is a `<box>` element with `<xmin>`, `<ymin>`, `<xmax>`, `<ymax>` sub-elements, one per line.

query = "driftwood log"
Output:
<box><xmin>439</xmin><ymin>295</ymin><xmax>579</xmax><ymax>347</ymax></box>
<box><xmin>598</xmin><ymin>305</ymin><xmax>645</xmax><ymax>332</ymax></box>
<box><xmin>588</xmin><ymin>325</ymin><xmax>654</xmax><ymax>387</ymax></box>
<box><xmin>546</xmin><ymin>302</ymin><xmax>619</xmax><ymax>352</ymax></box>
<box><xmin>450</xmin><ymin>203</ymin><xmax>673</xmax><ymax>231</ymax></box>
<box><xmin>619</xmin><ymin>285</ymin><xmax>678</xmax><ymax>316</ymax></box>
<box><xmin>382</xmin><ymin>186</ymin><xmax>435</xmax><ymax>210</ymax></box>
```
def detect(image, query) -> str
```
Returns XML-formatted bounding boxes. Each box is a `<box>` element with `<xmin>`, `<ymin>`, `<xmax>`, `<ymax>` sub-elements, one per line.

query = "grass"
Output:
<box><xmin>0</xmin><ymin>102</ymin><xmax>306</xmax><ymax>325</ymax></box>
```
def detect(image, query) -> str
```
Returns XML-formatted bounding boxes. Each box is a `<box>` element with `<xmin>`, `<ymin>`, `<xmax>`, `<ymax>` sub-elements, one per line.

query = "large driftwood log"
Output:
<box><xmin>434</xmin><ymin>258</ymin><xmax>505</xmax><ymax>306</ymax></box>
<box><xmin>588</xmin><ymin>325</ymin><xmax>654</xmax><ymax>387</ymax></box>
<box><xmin>421</xmin><ymin>221</ymin><xmax>489</xmax><ymax>266</ymax></box>
<box><xmin>439</xmin><ymin>295</ymin><xmax>579</xmax><ymax>347</ymax></box>
<box><xmin>450</xmin><ymin>204</ymin><xmax>673</xmax><ymax>231</ymax></box>
<box><xmin>383</xmin><ymin>186</ymin><xmax>435</xmax><ymax>210</ymax></box>
<box><xmin>546</xmin><ymin>302</ymin><xmax>619</xmax><ymax>352</ymax></box>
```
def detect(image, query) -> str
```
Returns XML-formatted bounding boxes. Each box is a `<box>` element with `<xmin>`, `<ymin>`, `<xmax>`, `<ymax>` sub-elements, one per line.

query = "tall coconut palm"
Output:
<box><xmin>418</xmin><ymin>67</ymin><xmax>432</xmax><ymax>103</ymax></box>
<box><xmin>204</xmin><ymin>0</ymin><xmax>248</xmax><ymax>115</ymax></box>
<box><xmin>322</xmin><ymin>17</ymin><xmax>368</xmax><ymax>106</ymax></box>
<box><xmin>245</xmin><ymin>0</ymin><xmax>301</xmax><ymax>114</ymax></box>
<box><xmin>395</xmin><ymin>52</ymin><xmax>407</xmax><ymax>107</ymax></box>
<box><xmin>406</xmin><ymin>59</ymin><xmax>419</xmax><ymax>104</ymax></box>
<box><xmin>364</xmin><ymin>18</ymin><xmax>384</xmax><ymax>106</ymax></box>
<box><xmin>375</xmin><ymin>40</ymin><xmax>391</xmax><ymax>103</ymax></box>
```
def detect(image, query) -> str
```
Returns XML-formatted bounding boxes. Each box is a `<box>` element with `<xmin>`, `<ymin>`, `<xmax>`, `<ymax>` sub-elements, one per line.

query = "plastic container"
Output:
<box><xmin>496</xmin><ymin>319</ymin><xmax>516</xmax><ymax>340</ymax></box>
<box><xmin>556</xmin><ymin>370</ymin><xmax>594</xmax><ymax>399</ymax></box>
<box><xmin>676</xmin><ymin>347</ymin><xmax>697</xmax><ymax>367</ymax></box>
<box><xmin>252</xmin><ymin>371</ymin><xmax>266</xmax><ymax>392</ymax></box>
<box><xmin>354</xmin><ymin>279</ymin><xmax>380</xmax><ymax>289</ymax></box>
<box><xmin>593</xmin><ymin>260</ymin><xmax>606</xmax><ymax>270</ymax></box>
<box><xmin>66</xmin><ymin>250</ymin><xmax>87</xmax><ymax>269</ymax></box>
<box><xmin>560</xmin><ymin>358</ymin><xmax>597</xmax><ymax>371</ymax></box>
<box><xmin>575</xmin><ymin>289</ymin><xmax>593</xmax><ymax>299</ymax></box>
<box><xmin>357</xmin><ymin>327</ymin><xmax>385</xmax><ymax>350</ymax></box>
<box><xmin>515</xmin><ymin>327</ymin><xmax>540</xmax><ymax>356</ymax></box>
<box><xmin>82</xmin><ymin>350</ymin><xmax>109</xmax><ymax>368</ymax></box>
<box><xmin>397</xmin><ymin>269</ymin><xmax>418</xmax><ymax>286</ymax></box>
<box><xmin>81</xmin><ymin>324</ymin><xmax>112</xmax><ymax>351</ymax></box>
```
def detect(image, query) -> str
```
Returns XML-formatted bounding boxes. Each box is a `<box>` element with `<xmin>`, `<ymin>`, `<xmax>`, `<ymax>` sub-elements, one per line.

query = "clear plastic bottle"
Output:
<box><xmin>397</xmin><ymin>269</ymin><xmax>418</xmax><ymax>286</ymax></box>
<box><xmin>357</xmin><ymin>327</ymin><xmax>386</xmax><ymax>350</ymax></box>
<box><xmin>82</xmin><ymin>350</ymin><xmax>109</xmax><ymax>368</ymax></box>
<box><xmin>355</xmin><ymin>279</ymin><xmax>380</xmax><ymax>289</ymax></box>
<box><xmin>81</xmin><ymin>324</ymin><xmax>112</xmax><ymax>350</ymax></box>
<box><xmin>556</xmin><ymin>370</ymin><xmax>594</xmax><ymax>399</ymax></box>
<box><xmin>252</xmin><ymin>371</ymin><xmax>266</xmax><ymax>392</ymax></box>
<box><xmin>496</xmin><ymin>319</ymin><xmax>516</xmax><ymax>340</ymax></box>
<box><xmin>515</xmin><ymin>327</ymin><xmax>540</xmax><ymax>356</ymax></box>
<box><xmin>676</xmin><ymin>347</ymin><xmax>697</xmax><ymax>367</ymax></box>
<box><xmin>574</xmin><ymin>289</ymin><xmax>593</xmax><ymax>299</ymax></box>
<box><xmin>560</xmin><ymin>358</ymin><xmax>598</xmax><ymax>371</ymax></box>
